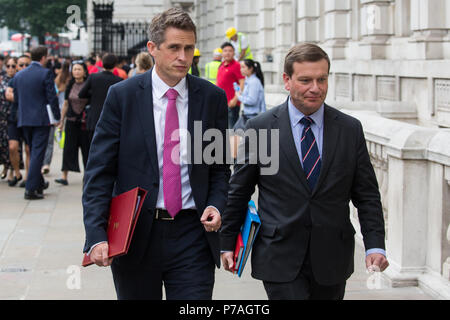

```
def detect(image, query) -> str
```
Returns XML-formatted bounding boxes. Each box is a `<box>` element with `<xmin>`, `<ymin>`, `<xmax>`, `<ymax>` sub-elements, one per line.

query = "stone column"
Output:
<box><xmin>223</xmin><ymin>0</ymin><xmax>235</xmax><ymax>34</ymax></box>
<box><xmin>233</xmin><ymin>0</ymin><xmax>258</xmax><ymax>59</ymax></box>
<box><xmin>256</xmin><ymin>0</ymin><xmax>275</xmax><ymax>63</ymax></box>
<box><xmin>297</xmin><ymin>0</ymin><xmax>320</xmax><ymax>43</ymax></box>
<box><xmin>273</xmin><ymin>0</ymin><xmax>294</xmax><ymax>85</ymax></box>
<box><xmin>409</xmin><ymin>0</ymin><xmax>448</xmax><ymax>59</ymax></box>
<box><xmin>196</xmin><ymin>0</ymin><xmax>207</xmax><ymax>57</ymax></box>
<box><xmin>444</xmin><ymin>223</ymin><xmax>450</xmax><ymax>280</ymax></box>
<box><xmin>383</xmin><ymin>128</ymin><xmax>438</xmax><ymax>287</ymax></box>
<box><xmin>323</xmin><ymin>0</ymin><xmax>352</xmax><ymax>59</ymax></box>
<box><xmin>394</xmin><ymin>0</ymin><xmax>411</xmax><ymax>37</ymax></box>
<box><xmin>427</xmin><ymin>132</ymin><xmax>450</xmax><ymax>283</ymax></box>
<box><xmin>359</xmin><ymin>0</ymin><xmax>394</xmax><ymax>59</ymax></box>
<box><xmin>213</xmin><ymin>1</ymin><xmax>225</xmax><ymax>50</ymax></box>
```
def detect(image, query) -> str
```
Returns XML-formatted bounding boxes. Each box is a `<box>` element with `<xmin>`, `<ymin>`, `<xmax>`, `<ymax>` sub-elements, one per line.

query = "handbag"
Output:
<box><xmin>54</xmin><ymin>127</ymin><xmax>65</xmax><ymax>149</ymax></box>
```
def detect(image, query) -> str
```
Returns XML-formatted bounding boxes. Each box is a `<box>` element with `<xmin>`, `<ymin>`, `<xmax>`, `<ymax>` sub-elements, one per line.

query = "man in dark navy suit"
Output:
<box><xmin>13</xmin><ymin>46</ymin><xmax>60</xmax><ymax>200</ymax></box>
<box><xmin>82</xmin><ymin>8</ymin><xmax>230</xmax><ymax>300</ymax></box>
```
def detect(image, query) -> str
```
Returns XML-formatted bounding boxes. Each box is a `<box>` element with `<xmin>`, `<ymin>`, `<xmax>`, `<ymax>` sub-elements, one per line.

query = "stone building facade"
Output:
<box><xmin>193</xmin><ymin>0</ymin><xmax>450</xmax><ymax>130</ymax></box>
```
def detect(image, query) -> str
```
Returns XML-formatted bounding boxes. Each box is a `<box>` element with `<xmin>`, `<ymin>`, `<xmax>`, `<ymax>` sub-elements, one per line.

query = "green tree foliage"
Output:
<box><xmin>0</xmin><ymin>0</ymin><xmax>86</xmax><ymax>41</ymax></box>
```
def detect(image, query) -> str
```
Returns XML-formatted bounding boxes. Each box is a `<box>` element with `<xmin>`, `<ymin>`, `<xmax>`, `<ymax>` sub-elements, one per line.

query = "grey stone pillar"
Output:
<box><xmin>410</xmin><ymin>0</ymin><xmax>448</xmax><ymax>59</ymax></box>
<box><xmin>359</xmin><ymin>0</ymin><xmax>394</xmax><ymax>59</ymax></box>
<box><xmin>297</xmin><ymin>0</ymin><xmax>320</xmax><ymax>43</ymax></box>
<box><xmin>323</xmin><ymin>0</ymin><xmax>352</xmax><ymax>59</ymax></box>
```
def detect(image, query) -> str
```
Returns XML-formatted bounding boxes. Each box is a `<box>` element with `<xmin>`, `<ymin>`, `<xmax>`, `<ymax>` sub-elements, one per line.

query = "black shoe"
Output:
<box><xmin>37</xmin><ymin>181</ymin><xmax>49</xmax><ymax>194</ymax></box>
<box><xmin>54</xmin><ymin>178</ymin><xmax>68</xmax><ymax>186</ymax></box>
<box><xmin>19</xmin><ymin>180</ymin><xmax>26</xmax><ymax>188</ymax></box>
<box><xmin>8</xmin><ymin>175</ymin><xmax>22</xmax><ymax>187</ymax></box>
<box><xmin>24</xmin><ymin>190</ymin><xmax>44</xmax><ymax>200</ymax></box>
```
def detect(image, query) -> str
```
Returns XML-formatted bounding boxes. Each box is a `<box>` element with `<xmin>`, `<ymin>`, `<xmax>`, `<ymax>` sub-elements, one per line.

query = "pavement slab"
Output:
<box><xmin>0</xmin><ymin>147</ymin><xmax>434</xmax><ymax>300</ymax></box>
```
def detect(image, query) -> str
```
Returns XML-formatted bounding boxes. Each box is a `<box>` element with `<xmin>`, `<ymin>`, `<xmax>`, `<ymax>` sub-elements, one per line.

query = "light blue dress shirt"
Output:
<box><xmin>287</xmin><ymin>97</ymin><xmax>386</xmax><ymax>258</ymax></box>
<box><xmin>237</xmin><ymin>73</ymin><xmax>266</xmax><ymax>115</ymax></box>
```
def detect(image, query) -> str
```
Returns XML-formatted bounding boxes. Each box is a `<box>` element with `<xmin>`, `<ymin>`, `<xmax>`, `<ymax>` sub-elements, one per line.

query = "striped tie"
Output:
<box><xmin>300</xmin><ymin>117</ymin><xmax>321</xmax><ymax>190</ymax></box>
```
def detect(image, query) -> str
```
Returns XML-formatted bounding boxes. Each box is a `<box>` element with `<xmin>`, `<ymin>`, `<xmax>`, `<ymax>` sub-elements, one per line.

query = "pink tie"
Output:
<box><xmin>163</xmin><ymin>88</ymin><xmax>182</xmax><ymax>217</ymax></box>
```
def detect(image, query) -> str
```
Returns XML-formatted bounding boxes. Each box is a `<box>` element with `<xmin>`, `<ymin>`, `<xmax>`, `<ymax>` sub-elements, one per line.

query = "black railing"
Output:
<box><xmin>92</xmin><ymin>1</ymin><xmax>149</xmax><ymax>59</ymax></box>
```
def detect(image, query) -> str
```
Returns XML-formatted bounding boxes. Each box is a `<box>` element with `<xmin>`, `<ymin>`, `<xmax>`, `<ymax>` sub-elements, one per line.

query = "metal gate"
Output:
<box><xmin>92</xmin><ymin>2</ymin><xmax>149</xmax><ymax>58</ymax></box>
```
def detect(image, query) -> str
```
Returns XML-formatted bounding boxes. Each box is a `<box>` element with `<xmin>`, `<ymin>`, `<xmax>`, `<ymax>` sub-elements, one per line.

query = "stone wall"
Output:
<box><xmin>345</xmin><ymin>109</ymin><xmax>450</xmax><ymax>299</ymax></box>
<box><xmin>193</xmin><ymin>0</ymin><xmax>450</xmax><ymax>128</ymax></box>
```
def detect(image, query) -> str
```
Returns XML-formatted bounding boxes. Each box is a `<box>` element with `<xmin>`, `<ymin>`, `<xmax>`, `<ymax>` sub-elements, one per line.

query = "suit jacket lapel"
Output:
<box><xmin>136</xmin><ymin>70</ymin><xmax>159</xmax><ymax>181</ymax></box>
<box><xmin>186</xmin><ymin>74</ymin><xmax>203</xmax><ymax>174</ymax></box>
<box><xmin>312</xmin><ymin>104</ymin><xmax>340</xmax><ymax>195</ymax></box>
<box><xmin>275</xmin><ymin>100</ymin><xmax>310</xmax><ymax>191</ymax></box>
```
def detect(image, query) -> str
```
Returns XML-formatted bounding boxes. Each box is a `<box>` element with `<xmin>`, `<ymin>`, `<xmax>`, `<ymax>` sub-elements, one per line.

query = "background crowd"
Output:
<box><xmin>0</xmin><ymin>25</ymin><xmax>265</xmax><ymax>199</ymax></box>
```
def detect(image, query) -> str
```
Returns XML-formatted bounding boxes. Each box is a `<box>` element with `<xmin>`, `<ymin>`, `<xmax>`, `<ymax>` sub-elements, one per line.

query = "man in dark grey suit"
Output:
<box><xmin>220</xmin><ymin>43</ymin><xmax>389</xmax><ymax>300</ymax></box>
<box><xmin>13</xmin><ymin>46</ymin><xmax>60</xmax><ymax>200</ymax></box>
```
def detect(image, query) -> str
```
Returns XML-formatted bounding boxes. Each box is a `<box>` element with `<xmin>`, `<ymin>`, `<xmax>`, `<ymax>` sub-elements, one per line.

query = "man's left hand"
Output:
<box><xmin>366</xmin><ymin>253</ymin><xmax>389</xmax><ymax>272</ymax></box>
<box><xmin>201</xmin><ymin>207</ymin><xmax>221</xmax><ymax>232</ymax></box>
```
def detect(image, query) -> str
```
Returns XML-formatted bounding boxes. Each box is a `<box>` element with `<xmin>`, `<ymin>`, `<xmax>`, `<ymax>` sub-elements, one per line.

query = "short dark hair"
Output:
<box><xmin>102</xmin><ymin>53</ymin><xmax>118</xmax><ymax>70</ymax></box>
<box><xmin>221</xmin><ymin>42</ymin><xmax>234</xmax><ymax>51</ymax></box>
<box><xmin>31</xmin><ymin>46</ymin><xmax>48</xmax><ymax>62</ymax></box>
<box><xmin>148</xmin><ymin>8</ymin><xmax>197</xmax><ymax>47</ymax></box>
<box><xmin>284</xmin><ymin>43</ymin><xmax>330</xmax><ymax>77</ymax></box>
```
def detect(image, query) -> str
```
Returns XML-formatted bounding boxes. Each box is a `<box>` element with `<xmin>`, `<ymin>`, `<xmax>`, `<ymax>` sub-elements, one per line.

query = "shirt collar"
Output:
<box><xmin>31</xmin><ymin>61</ymin><xmax>41</xmax><ymax>67</ymax></box>
<box><xmin>152</xmin><ymin>67</ymin><xmax>187</xmax><ymax>100</ymax></box>
<box><xmin>288</xmin><ymin>97</ymin><xmax>324</xmax><ymax>129</ymax></box>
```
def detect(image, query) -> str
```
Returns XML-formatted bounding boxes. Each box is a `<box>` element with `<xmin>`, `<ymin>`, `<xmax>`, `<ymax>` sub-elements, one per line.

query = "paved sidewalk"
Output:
<box><xmin>0</xmin><ymin>147</ymin><xmax>433</xmax><ymax>300</ymax></box>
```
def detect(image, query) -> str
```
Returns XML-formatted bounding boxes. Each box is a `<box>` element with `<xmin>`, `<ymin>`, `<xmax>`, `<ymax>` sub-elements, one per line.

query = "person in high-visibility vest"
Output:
<box><xmin>225</xmin><ymin>27</ymin><xmax>253</xmax><ymax>61</ymax></box>
<box><xmin>188</xmin><ymin>48</ymin><xmax>201</xmax><ymax>77</ymax></box>
<box><xmin>204</xmin><ymin>48</ymin><xmax>222</xmax><ymax>84</ymax></box>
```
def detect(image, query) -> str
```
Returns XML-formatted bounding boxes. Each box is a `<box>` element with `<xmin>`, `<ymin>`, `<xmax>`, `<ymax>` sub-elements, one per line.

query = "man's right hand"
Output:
<box><xmin>221</xmin><ymin>251</ymin><xmax>234</xmax><ymax>273</ymax></box>
<box><xmin>90</xmin><ymin>242</ymin><xmax>113</xmax><ymax>267</ymax></box>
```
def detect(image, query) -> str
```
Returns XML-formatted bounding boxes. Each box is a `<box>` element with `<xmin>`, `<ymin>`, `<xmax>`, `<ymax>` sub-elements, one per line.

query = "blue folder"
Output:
<box><xmin>236</xmin><ymin>200</ymin><xmax>261</xmax><ymax>277</ymax></box>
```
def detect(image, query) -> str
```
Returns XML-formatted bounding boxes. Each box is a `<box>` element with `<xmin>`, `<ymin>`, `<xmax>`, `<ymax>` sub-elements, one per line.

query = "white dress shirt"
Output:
<box><xmin>151</xmin><ymin>68</ymin><xmax>196</xmax><ymax>210</ymax></box>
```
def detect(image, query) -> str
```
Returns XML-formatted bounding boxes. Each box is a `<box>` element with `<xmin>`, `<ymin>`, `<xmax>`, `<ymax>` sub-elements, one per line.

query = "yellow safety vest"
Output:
<box><xmin>188</xmin><ymin>65</ymin><xmax>201</xmax><ymax>77</ymax></box>
<box><xmin>204</xmin><ymin>60</ymin><xmax>221</xmax><ymax>84</ymax></box>
<box><xmin>238</xmin><ymin>32</ymin><xmax>253</xmax><ymax>60</ymax></box>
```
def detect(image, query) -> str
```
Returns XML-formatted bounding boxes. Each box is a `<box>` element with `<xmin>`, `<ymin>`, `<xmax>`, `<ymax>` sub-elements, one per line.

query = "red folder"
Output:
<box><xmin>82</xmin><ymin>187</ymin><xmax>148</xmax><ymax>267</ymax></box>
<box><xmin>232</xmin><ymin>233</ymin><xmax>244</xmax><ymax>274</ymax></box>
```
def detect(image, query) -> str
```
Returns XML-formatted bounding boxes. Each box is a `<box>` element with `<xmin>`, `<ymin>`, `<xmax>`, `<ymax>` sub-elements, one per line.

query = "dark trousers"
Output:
<box><xmin>228</xmin><ymin>105</ymin><xmax>240</xmax><ymax>129</ymax></box>
<box><xmin>62</xmin><ymin>120</ymin><xmax>90</xmax><ymax>172</ymax></box>
<box><xmin>111</xmin><ymin>210</ymin><xmax>215</xmax><ymax>300</ymax></box>
<box><xmin>263</xmin><ymin>248</ymin><xmax>346</xmax><ymax>300</ymax></box>
<box><xmin>21</xmin><ymin>126</ymin><xmax>50</xmax><ymax>192</ymax></box>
